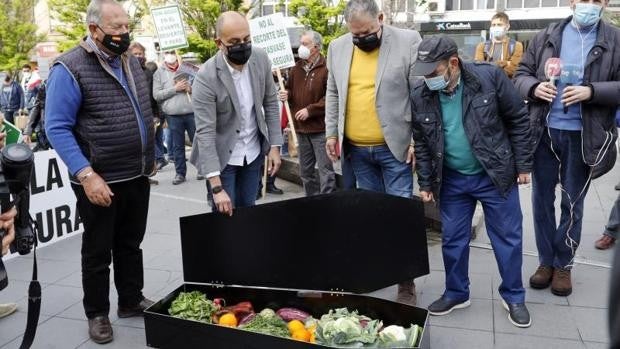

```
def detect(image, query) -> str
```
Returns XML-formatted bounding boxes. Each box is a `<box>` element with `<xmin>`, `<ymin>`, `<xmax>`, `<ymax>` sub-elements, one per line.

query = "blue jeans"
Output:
<box><xmin>440</xmin><ymin>168</ymin><xmax>525</xmax><ymax>303</ymax></box>
<box><xmin>341</xmin><ymin>141</ymin><xmax>357</xmax><ymax>190</ymax></box>
<box><xmin>211</xmin><ymin>155</ymin><xmax>263</xmax><ymax>210</ymax></box>
<box><xmin>532</xmin><ymin>128</ymin><xmax>590</xmax><ymax>269</ymax></box>
<box><xmin>167</xmin><ymin>114</ymin><xmax>196</xmax><ymax>177</ymax></box>
<box><xmin>154</xmin><ymin>122</ymin><xmax>166</xmax><ymax>163</ymax></box>
<box><xmin>605</xmin><ymin>194</ymin><xmax>620</xmax><ymax>240</ymax></box>
<box><xmin>348</xmin><ymin>143</ymin><xmax>412</xmax><ymax>198</ymax></box>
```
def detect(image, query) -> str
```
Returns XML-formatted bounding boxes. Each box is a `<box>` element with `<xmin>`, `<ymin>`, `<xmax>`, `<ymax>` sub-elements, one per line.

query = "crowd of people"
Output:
<box><xmin>1</xmin><ymin>0</ymin><xmax>620</xmax><ymax>345</ymax></box>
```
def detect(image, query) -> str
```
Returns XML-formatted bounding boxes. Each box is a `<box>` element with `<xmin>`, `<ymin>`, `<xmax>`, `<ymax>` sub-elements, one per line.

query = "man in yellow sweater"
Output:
<box><xmin>325</xmin><ymin>0</ymin><xmax>421</xmax><ymax>305</ymax></box>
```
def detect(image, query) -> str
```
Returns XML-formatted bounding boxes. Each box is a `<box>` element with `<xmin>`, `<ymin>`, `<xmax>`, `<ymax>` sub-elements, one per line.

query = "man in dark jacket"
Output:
<box><xmin>411</xmin><ymin>35</ymin><xmax>532</xmax><ymax>328</ymax></box>
<box><xmin>513</xmin><ymin>0</ymin><xmax>620</xmax><ymax>298</ymax></box>
<box><xmin>0</xmin><ymin>75</ymin><xmax>24</xmax><ymax>124</ymax></box>
<box><xmin>279</xmin><ymin>30</ymin><xmax>336</xmax><ymax>196</ymax></box>
<box><xmin>45</xmin><ymin>0</ymin><xmax>155</xmax><ymax>344</ymax></box>
<box><xmin>129</xmin><ymin>42</ymin><xmax>168</xmax><ymax>172</ymax></box>
<box><xmin>23</xmin><ymin>81</ymin><xmax>50</xmax><ymax>150</ymax></box>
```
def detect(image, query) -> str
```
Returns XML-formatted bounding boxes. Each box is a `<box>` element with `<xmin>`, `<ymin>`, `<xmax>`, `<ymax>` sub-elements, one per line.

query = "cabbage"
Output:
<box><xmin>315</xmin><ymin>308</ymin><xmax>382</xmax><ymax>346</ymax></box>
<box><xmin>379</xmin><ymin>325</ymin><xmax>407</xmax><ymax>343</ymax></box>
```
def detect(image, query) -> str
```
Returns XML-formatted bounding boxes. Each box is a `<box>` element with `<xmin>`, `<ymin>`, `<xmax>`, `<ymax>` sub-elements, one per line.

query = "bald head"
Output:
<box><xmin>215</xmin><ymin>11</ymin><xmax>248</xmax><ymax>38</ymax></box>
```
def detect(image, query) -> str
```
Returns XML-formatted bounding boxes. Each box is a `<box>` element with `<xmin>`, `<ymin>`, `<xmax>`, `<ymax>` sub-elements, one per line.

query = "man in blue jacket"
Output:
<box><xmin>45</xmin><ymin>0</ymin><xmax>155</xmax><ymax>344</ymax></box>
<box><xmin>411</xmin><ymin>35</ymin><xmax>532</xmax><ymax>328</ymax></box>
<box><xmin>0</xmin><ymin>74</ymin><xmax>24</xmax><ymax>124</ymax></box>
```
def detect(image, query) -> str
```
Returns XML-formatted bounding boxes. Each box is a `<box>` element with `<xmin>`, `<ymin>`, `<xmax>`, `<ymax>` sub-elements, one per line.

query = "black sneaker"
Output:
<box><xmin>428</xmin><ymin>296</ymin><xmax>471</xmax><ymax>316</ymax></box>
<box><xmin>156</xmin><ymin>159</ymin><xmax>169</xmax><ymax>171</ymax></box>
<box><xmin>266</xmin><ymin>185</ymin><xmax>284</xmax><ymax>195</ymax></box>
<box><xmin>172</xmin><ymin>174</ymin><xmax>186</xmax><ymax>185</ymax></box>
<box><xmin>501</xmin><ymin>300</ymin><xmax>532</xmax><ymax>328</ymax></box>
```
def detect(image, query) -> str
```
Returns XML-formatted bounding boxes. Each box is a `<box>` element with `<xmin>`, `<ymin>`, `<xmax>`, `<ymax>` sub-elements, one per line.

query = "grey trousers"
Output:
<box><xmin>298</xmin><ymin>132</ymin><xmax>336</xmax><ymax>196</ymax></box>
<box><xmin>605</xmin><ymin>194</ymin><xmax>620</xmax><ymax>239</ymax></box>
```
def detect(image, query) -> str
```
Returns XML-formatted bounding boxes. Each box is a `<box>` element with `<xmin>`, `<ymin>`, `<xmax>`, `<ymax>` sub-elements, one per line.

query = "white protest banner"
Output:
<box><xmin>4</xmin><ymin>150</ymin><xmax>83</xmax><ymax>260</ymax></box>
<box><xmin>151</xmin><ymin>5</ymin><xmax>189</xmax><ymax>52</ymax></box>
<box><xmin>249</xmin><ymin>13</ymin><xmax>296</xmax><ymax>70</ymax></box>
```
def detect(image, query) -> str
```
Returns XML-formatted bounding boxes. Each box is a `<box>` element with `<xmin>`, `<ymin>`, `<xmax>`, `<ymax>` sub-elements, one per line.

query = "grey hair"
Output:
<box><xmin>302</xmin><ymin>30</ymin><xmax>323</xmax><ymax>50</ymax></box>
<box><xmin>86</xmin><ymin>0</ymin><xmax>119</xmax><ymax>27</ymax></box>
<box><xmin>344</xmin><ymin>0</ymin><xmax>380</xmax><ymax>22</ymax></box>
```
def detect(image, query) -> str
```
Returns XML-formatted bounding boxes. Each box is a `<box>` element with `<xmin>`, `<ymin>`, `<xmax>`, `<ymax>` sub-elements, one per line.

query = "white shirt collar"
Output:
<box><xmin>223</xmin><ymin>56</ymin><xmax>245</xmax><ymax>76</ymax></box>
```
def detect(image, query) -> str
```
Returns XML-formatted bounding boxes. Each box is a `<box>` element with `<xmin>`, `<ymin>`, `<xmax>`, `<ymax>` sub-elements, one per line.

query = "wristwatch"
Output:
<box><xmin>212</xmin><ymin>185</ymin><xmax>223</xmax><ymax>194</ymax></box>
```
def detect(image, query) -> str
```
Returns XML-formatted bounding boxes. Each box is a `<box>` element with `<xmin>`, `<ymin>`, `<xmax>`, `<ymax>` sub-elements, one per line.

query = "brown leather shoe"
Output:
<box><xmin>396</xmin><ymin>280</ymin><xmax>417</xmax><ymax>306</ymax></box>
<box><xmin>117</xmin><ymin>297</ymin><xmax>155</xmax><ymax>318</ymax></box>
<box><xmin>529</xmin><ymin>265</ymin><xmax>554</xmax><ymax>289</ymax></box>
<box><xmin>594</xmin><ymin>235</ymin><xmax>616</xmax><ymax>250</ymax></box>
<box><xmin>551</xmin><ymin>268</ymin><xmax>572</xmax><ymax>296</ymax></box>
<box><xmin>88</xmin><ymin>316</ymin><xmax>113</xmax><ymax>344</ymax></box>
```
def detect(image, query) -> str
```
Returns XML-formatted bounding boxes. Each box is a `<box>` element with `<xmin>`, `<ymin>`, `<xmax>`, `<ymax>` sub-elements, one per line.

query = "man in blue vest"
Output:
<box><xmin>45</xmin><ymin>0</ymin><xmax>155</xmax><ymax>343</ymax></box>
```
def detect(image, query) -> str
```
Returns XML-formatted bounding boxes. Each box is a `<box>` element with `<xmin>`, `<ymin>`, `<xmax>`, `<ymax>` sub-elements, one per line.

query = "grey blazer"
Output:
<box><xmin>325</xmin><ymin>25</ymin><xmax>422</xmax><ymax>162</ymax></box>
<box><xmin>189</xmin><ymin>47</ymin><xmax>283</xmax><ymax>175</ymax></box>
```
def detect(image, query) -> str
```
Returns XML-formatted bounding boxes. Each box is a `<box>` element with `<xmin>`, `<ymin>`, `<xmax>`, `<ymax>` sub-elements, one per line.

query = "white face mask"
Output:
<box><xmin>22</xmin><ymin>72</ymin><xmax>31</xmax><ymax>79</ymax></box>
<box><xmin>164</xmin><ymin>54</ymin><xmax>177</xmax><ymax>65</ymax></box>
<box><xmin>298</xmin><ymin>45</ymin><xmax>312</xmax><ymax>60</ymax></box>
<box><xmin>489</xmin><ymin>26</ymin><xmax>506</xmax><ymax>40</ymax></box>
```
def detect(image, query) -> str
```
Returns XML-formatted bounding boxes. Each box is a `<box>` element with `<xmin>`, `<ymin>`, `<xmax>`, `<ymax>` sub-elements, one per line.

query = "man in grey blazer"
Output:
<box><xmin>190</xmin><ymin>11</ymin><xmax>282</xmax><ymax>216</ymax></box>
<box><xmin>324</xmin><ymin>0</ymin><xmax>421</xmax><ymax>305</ymax></box>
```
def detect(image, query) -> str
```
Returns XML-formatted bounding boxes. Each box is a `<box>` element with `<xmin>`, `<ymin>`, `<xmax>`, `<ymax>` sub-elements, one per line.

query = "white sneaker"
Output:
<box><xmin>0</xmin><ymin>303</ymin><xmax>17</xmax><ymax>319</ymax></box>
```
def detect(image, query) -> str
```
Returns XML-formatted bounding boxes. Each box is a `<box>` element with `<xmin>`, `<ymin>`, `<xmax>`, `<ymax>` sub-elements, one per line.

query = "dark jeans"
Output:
<box><xmin>210</xmin><ymin>155</ymin><xmax>263</xmax><ymax>210</ymax></box>
<box><xmin>167</xmin><ymin>113</ymin><xmax>196</xmax><ymax>177</ymax></box>
<box><xmin>532</xmin><ymin>128</ymin><xmax>591</xmax><ymax>270</ymax></box>
<box><xmin>1</xmin><ymin>109</ymin><xmax>18</xmax><ymax>124</ymax></box>
<box><xmin>154</xmin><ymin>121</ymin><xmax>166</xmax><ymax>163</ymax></box>
<box><xmin>298</xmin><ymin>132</ymin><xmax>336</xmax><ymax>196</ymax></box>
<box><xmin>604</xmin><ymin>194</ymin><xmax>620</xmax><ymax>239</ymax></box>
<box><xmin>348</xmin><ymin>143</ymin><xmax>413</xmax><ymax>198</ymax></box>
<box><xmin>341</xmin><ymin>141</ymin><xmax>356</xmax><ymax>190</ymax></box>
<box><xmin>72</xmin><ymin>176</ymin><xmax>150</xmax><ymax>319</ymax></box>
<box><xmin>441</xmin><ymin>168</ymin><xmax>525</xmax><ymax>303</ymax></box>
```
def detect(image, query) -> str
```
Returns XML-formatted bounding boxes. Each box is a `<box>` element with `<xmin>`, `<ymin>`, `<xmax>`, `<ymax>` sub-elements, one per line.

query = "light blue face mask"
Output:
<box><xmin>424</xmin><ymin>73</ymin><xmax>448</xmax><ymax>91</ymax></box>
<box><xmin>573</xmin><ymin>3</ymin><xmax>603</xmax><ymax>28</ymax></box>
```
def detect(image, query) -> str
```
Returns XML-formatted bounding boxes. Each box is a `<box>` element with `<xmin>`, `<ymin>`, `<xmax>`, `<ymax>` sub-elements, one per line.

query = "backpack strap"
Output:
<box><xmin>508</xmin><ymin>39</ymin><xmax>516</xmax><ymax>57</ymax></box>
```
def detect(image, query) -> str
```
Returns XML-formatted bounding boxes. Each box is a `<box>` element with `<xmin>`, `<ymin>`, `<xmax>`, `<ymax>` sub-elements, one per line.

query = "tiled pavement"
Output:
<box><xmin>0</xmin><ymin>157</ymin><xmax>617</xmax><ymax>348</ymax></box>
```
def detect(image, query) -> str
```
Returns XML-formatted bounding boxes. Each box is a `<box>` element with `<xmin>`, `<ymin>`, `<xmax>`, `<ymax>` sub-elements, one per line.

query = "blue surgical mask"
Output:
<box><xmin>573</xmin><ymin>3</ymin><xmax>603</xmax><ymax>28</ymax></box>
<box><xmin>424</xmin><ymin>74</ymin><xmax>448</xmax><ymax>91</ymax></box>
<box><xmin>489</xmin><ymin>26</ymin><xmax>506</xmax><ymax>40</ymax></box>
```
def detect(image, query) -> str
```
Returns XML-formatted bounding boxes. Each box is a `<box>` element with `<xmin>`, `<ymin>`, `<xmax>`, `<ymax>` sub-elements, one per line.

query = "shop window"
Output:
<box><xmin>262</xmin><ymin>4</ymin><xmax>274</xmax><ymax>15</ymax></box>
<box><xmin>461</xmin><ymin>0</ymin><xmax>474</xmax><ymax>10</ymax></box>
<box><xmin>542</xmin><ymin>0</ymin><xmax>557</xmax><ymax>6</ymax></box>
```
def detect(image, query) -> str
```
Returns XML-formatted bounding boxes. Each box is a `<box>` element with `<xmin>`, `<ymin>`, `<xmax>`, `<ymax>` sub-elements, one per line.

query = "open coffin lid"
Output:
<box><xmin>180</xmin><ymin>190</ymin><xmax>430</xmax><ymax>293</ymax></box>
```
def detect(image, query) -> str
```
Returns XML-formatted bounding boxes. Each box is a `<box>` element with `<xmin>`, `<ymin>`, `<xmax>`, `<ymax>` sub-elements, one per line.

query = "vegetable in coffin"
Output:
<box><xmin>167</xmin><ymin>291</ymin><xmax>219</xmax><ymax>323</ymax></box>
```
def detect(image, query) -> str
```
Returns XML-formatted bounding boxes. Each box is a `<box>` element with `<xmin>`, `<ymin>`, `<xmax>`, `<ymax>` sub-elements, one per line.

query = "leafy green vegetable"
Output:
<box><xmin>315</xmin><ymin>308</ymin><xmax>382</xmax><ymax>346</ymax></box>
<box><xmin>168</xmin><ymin>291</ymin><xmax>218</xmax><ymax>323</ymax></box>
<box><xmin>239</xmin><ymin>312</ymin><xmax>290</xmax><ymax>338</ymax></box>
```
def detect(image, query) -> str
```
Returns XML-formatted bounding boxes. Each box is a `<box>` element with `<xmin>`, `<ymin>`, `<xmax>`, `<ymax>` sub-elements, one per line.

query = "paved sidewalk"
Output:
<box><xmin>0</xmin><ymin>158</ymin><xmax>617</xmax><ymax>348</ymax></box>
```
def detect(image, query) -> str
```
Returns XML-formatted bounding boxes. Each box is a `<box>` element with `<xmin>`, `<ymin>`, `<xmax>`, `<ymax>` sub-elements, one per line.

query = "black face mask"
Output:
<box><xmin>225</xmin><ymin>42</ymin><xmax>252</xmax><ymax>65</ymax></box>
<box><xmin>352</xmin><ymin>28</ymin><xmax>382</xmax><ymax>52</ymax></box>
<box><xmin>136</xmin><ymin>56</ymin><xmax>146</xmax><ymax>67</ymax></box>
<box><xmin>97</xmin><ymin>25</ymin><xmax>130</xmax><ymax>55</ymax></box>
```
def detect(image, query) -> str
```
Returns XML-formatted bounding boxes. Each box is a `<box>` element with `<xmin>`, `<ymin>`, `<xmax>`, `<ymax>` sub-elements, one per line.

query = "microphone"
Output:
<box><xmin>560</xmin><ymin>63</ymin><xmax>582</xmax><ymax>114</ymax></box>
<box><xmin>544</xmin><ymin>57</ymin><xmax>562</xmax><ymax>87</ymax></box>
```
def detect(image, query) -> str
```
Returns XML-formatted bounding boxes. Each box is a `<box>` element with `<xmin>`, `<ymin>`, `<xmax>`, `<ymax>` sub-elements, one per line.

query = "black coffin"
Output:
<box><xmin>145</xmin><ymin>190</ymin><xmax>431</xmax><ymax>348</ymax></box>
